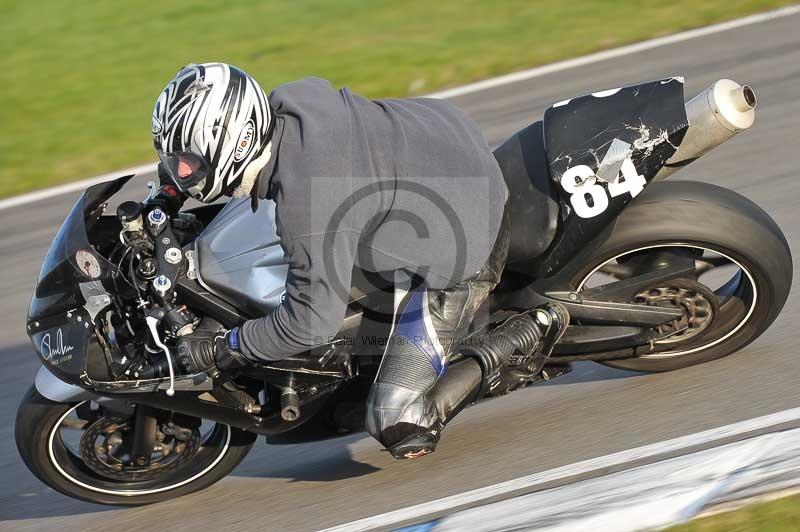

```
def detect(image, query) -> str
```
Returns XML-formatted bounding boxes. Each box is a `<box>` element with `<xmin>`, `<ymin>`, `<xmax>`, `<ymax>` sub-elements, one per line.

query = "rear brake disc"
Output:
<box><xmin>632</xmin><ymin>278</ymin><xmax>719</xmax><ymax>345</ymax></box>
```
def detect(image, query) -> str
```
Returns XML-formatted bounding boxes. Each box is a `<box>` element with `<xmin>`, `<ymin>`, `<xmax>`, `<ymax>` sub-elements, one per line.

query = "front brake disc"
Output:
<box><xmin>79</xmin><ymin>416</ymin><xmax>200</xmax><ymax>481</ymax></box>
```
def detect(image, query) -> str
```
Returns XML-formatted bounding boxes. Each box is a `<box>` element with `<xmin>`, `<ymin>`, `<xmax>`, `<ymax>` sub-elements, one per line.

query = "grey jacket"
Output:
<box><xmin>239</xmin><ymin>77</ymin><xmax>508</xmax><ymax>361</ymax></box>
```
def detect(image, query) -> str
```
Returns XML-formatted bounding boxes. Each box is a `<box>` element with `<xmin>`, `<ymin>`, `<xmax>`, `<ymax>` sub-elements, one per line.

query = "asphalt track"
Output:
<box><xmin>1</xmin><ymin>11</ymin><xmax>799</xmax><ymax>531</ymax></box>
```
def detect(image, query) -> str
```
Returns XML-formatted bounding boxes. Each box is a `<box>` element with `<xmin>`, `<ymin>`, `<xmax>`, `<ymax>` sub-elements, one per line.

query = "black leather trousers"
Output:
<box><xmin>365</xmin><ymin>213</ymin><xmax>510</xmax><ymax>457</ymax></box>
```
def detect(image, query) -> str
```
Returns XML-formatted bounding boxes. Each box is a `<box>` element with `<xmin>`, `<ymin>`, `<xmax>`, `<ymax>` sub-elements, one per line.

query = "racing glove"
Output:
<box><xmin>177</xmin><ymin>321</ymin><xmax>250</xmax><ymax>377</ymax></box>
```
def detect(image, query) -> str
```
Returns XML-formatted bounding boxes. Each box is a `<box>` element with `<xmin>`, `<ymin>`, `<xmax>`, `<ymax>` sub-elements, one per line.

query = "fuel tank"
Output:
<box><xmin>194</xmin><ymin>198</ymin><xmax>288</xmax><ymax>317</ymax></box>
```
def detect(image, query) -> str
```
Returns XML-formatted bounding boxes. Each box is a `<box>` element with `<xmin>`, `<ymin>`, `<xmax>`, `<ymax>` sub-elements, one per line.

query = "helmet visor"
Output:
<box><xmin>157</xmin><ymin>151</ymin><xmax>211</xmax><ymax>196</ymax></box>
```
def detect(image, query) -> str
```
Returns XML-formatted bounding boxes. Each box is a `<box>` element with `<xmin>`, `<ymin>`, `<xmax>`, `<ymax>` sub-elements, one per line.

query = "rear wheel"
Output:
<box><xmin>15</xmin><ymin>386</ymin><xmax>256</xmax><ymax>505</ymax></box>
<box><xmin>568</xmin><ymin>181</ymin><xmax>792</xmax><ymax>372</ymax></box>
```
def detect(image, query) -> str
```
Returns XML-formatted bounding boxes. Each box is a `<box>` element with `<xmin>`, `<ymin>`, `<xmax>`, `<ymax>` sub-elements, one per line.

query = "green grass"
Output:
<box><xmin>666</xmin><ymin>493</ymin><xmax>800</xmax><ymax>531</ymax></box>
<box><xmin>0</xmin><ymin>0</ymin><xmax>794</xmax><ymax>198</ymax></box>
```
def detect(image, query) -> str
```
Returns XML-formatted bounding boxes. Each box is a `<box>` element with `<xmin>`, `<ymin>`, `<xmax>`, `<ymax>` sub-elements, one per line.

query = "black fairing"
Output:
<box><xmin>27</xmin><ymin>175</ymin><xmax>133</xmax><ymax>382</ymax></box>
<box><xmin>537</xmin><ymin>78</ymin><xmax>689</xmax><ymax>277</ymax></box>
<box><xmin>29</xmin><ymin>175</ymin><xmax>133</xmax><ymax>321</ymax></box>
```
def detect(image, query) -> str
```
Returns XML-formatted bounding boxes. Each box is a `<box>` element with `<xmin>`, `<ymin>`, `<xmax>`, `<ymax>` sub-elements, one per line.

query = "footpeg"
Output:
<box><xmin>280</xmin><ymin>388</ymin><xmax>301</xmax><ymax>421</ymax></box>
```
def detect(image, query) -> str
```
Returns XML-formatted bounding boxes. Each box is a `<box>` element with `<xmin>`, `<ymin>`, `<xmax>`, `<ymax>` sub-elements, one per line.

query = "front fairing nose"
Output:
<box><xmin>28</xmin><ymin>175</ymin><xmax>133</xmax><ymax>322</ymax></box>
<box><xmin>27</xmin><ymin>175</ymin><xmax>135</xmax><ymax>385</ymax></box>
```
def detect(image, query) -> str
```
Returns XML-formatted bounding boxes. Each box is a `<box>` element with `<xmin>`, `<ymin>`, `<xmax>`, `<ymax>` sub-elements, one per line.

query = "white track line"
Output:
<box><xmin>322</xmin><ymin>406</ymin><xmax>800</xmax><ymax>532</ymax></box>
<box><xmin>426</xmin><ymin>4</ymin><xmax>800</xmax><ymax>100</ymax></box>
<box><xmin>0</xmin><ymin>162</ymin><xmax>158</xmax><ymax>211</ymax></box>
<box><xmin>2</xmin><ymin>4</ymin><xmax>798</xmax><ymax>213</ymax></box>
<box><xmin>427</xmin><ymin>427</ymin><xmax>800</xmax><ymax>532</ymax></box>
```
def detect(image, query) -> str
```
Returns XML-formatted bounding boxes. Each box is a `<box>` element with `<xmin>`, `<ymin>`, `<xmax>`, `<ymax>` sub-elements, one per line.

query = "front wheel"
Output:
<box><xmin>15</xmin><ymin>386</ymin><xmax>256</xmax><ymax>505</ymax></box>
<box><xmin>567</xmin><ymin>181</ymin><xmax>792</xmax><ymax>372</ymax></box>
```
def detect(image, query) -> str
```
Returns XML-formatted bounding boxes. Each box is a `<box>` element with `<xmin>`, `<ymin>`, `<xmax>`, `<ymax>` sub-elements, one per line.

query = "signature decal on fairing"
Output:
<box><xmin>40</xmin><ymin>328</ymin><xmax>74</xmax><ymax>361</ymax></box>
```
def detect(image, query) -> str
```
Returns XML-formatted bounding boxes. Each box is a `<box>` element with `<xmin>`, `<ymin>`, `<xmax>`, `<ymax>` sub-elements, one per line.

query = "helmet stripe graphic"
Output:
<box><xmin>152</xmin><ymin>62</ymin><xmax>272</xmax><ymax>202</ymax></box>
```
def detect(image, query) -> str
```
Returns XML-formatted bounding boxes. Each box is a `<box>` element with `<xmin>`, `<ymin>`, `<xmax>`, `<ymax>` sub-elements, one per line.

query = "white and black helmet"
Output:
<box><xmin>152</xmin><ymin>62</ymin><xmax>272</xmax><ymax>202</ymax></box>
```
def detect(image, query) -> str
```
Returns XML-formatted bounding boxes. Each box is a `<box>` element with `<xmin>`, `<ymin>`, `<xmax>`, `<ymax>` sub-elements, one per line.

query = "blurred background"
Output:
<box><xmin>0</xmin><ymin>0</ymin><xmax>793</xmax><ymax>197</ymax></box>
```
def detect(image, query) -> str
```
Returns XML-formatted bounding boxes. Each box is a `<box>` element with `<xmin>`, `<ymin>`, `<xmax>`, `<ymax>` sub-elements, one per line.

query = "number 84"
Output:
<box><xmin>560</xmin><ymin>159</ymin><xmax>646</xmax><ymax>219</ymax></box>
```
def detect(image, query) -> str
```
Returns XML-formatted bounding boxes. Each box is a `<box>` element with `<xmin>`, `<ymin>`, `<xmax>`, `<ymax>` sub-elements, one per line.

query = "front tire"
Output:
<box><xmin>568</xmin><ymin>181</ymin><xmax>792</xmax><ymax>372</ymax></box>
<box><xmin>15</xmin><ymin>386</ymin><xmax>256</xmax><ymax>505</ymax></box>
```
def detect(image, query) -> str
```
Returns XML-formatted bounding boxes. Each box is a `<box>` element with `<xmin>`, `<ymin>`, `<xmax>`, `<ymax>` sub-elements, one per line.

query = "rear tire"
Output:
<box><xmin>568</xmin><ymin>181</ymin><xmax>792</xmax><ymax>372</ymax></box>
<box><xmin>15</xmin><ymin>386</ymin><xmax>256</xmax><ymax>505</ymax></box>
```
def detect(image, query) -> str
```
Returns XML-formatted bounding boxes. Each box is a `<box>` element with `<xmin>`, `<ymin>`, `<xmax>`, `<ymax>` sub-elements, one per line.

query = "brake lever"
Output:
<box><xmin>145</xmin><ymin>315</ymin><xmax>176</xmax><ymax>396</ymax></box>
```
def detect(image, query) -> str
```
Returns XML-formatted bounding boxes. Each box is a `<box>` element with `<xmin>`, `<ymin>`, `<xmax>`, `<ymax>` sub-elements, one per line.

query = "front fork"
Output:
<box><xmin>130</xmin><ymin>405</ymin><xmax>159</xmax><ymax>467</ymax></box>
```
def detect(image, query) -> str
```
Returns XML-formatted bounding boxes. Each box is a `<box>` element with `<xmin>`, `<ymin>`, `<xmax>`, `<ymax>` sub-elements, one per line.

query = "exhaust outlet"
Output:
<box><xmin>732</xmin><ymin>84</ymin><xmax>757</xmax><ymax>112</ymax></box>
<box><xmin>656</xmin><ymin>79</ymin><xmax>756</xmax><ymax>180</ymax></box>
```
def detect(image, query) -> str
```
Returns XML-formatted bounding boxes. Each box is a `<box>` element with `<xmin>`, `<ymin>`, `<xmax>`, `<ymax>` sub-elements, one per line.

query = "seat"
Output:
<box><xmin>492</xmin><ymin>120</ymin><xmax>560</xmax><ymax>271</ymax></box>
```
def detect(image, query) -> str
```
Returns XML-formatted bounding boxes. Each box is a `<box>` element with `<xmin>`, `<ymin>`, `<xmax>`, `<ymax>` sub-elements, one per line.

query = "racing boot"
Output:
<box><xmin>365</xmin><ymin>287</ymin><xmax>460</xmax><ymax>460</ymax></box>
<box><xmin>462</xmin><ymin>302</ymin><xmax>570</xmax><ymax>398</ymax></box>
<box><xmin>378</xmin><ymin>357</ymin><xmax>484</xmax><ymax>459</ymax></box>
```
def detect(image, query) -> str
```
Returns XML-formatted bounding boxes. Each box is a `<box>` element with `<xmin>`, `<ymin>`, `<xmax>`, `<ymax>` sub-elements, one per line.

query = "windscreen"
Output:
<box><xmin>28</xmin><ymin>175</ymin><xmax>134</xmax><ymax>321</ymax></box>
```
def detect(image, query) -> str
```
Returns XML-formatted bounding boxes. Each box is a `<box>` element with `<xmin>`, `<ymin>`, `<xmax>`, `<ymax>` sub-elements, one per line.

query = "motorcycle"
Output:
<box><xmin>15</xmin><ymin>77</ymin><xmax>792</xmax><ymax>505</ymax></box>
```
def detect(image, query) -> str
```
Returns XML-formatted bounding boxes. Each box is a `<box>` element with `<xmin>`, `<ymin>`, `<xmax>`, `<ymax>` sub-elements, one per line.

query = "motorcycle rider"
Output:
<box><xmin>152</xmin><ymin>62</ymin><xmax>568</xmax><ymax>458</ymax></box>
